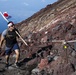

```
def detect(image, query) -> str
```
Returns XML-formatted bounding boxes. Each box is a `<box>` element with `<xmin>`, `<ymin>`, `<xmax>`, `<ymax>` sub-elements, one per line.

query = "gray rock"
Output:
<box><xmin>32</xmin><ymin>68</ymin><xmax>40</xmax><ymax>74</ymax></box>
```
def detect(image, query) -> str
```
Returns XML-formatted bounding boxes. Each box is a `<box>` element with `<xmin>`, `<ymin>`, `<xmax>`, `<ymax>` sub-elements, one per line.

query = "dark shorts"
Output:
<box><xmin>5</xmin><ymin>43</ymin><xmax>20</xmax><ymax>55</ymax></box>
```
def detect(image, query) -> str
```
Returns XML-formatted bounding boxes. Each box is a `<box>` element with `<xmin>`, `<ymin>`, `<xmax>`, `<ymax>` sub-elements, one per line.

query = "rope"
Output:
<box><xmin>51</xmin><ymin>40</ymin><xmax>76</xmax><ymax>43</ymax></box>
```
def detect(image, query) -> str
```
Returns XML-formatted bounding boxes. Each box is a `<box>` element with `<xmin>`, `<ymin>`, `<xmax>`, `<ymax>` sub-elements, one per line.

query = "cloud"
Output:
<box><xmin>23</xmin><ymin>2</ymin><xmax>29</xmax><ymax>6</ymax></box>
<box><xmin>42</xmin><ymin>0</ymin><xmax>45</xmax><ymax>2</ymax></box>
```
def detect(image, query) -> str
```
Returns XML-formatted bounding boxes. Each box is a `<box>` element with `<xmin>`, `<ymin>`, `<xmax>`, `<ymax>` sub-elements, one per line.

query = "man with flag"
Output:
<box><xmin>0</xmin><ymin>11</ymin><xmax>28</xmax><ymax>68</ymax></box>
<box><xmin>0</xmin><ymin>21</ymin><xmax>20</xmax><ymax>68</ymax></box>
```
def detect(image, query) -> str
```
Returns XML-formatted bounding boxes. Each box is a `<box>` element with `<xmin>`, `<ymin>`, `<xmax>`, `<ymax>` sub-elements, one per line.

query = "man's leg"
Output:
<box><xmin>14</xmin><ymin>49</ymin><xmax>20</xmax><ymax>67</ymax></box>
<box><xmin>5</xmin><ymin>55</ymin><xmax>9</xmax><ymax>64</ymax></box>
<box><xmin>14</xmin><ymin>49</ymin><xmax>20</xmax><ymax>63</ymax></box>
<box><xmin>5</xmin><ymin>47</ymin><xmax>11</xmax><ymax>67</ymax></box>
<box><xmin>5</xmin><ymin>55</ymin><xmax>10</xmax><ymax>68</ymax></box>
<box><xmin>13</xmin><ymin>43</ymin><xmax>20</xmax><ymax>67</ymax></box>
<box><xmin>5</xmin><ymin>50</ymin><xmax>11</xmax><ymax>67</ymax></box>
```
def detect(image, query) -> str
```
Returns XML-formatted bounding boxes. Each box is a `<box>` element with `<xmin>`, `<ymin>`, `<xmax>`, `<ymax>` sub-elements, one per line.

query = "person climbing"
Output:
<box><xmin>0</xmin><ymin>21</ymin><xmax>20</xmax><ymax>68</ymax></box>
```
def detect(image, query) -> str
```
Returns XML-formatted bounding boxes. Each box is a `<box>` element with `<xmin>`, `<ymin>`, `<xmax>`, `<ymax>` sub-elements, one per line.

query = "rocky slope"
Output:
<box><xmin>1</xmin><ymin>0</ymin><xmax>76</xmax><ymax>75</ymax></box>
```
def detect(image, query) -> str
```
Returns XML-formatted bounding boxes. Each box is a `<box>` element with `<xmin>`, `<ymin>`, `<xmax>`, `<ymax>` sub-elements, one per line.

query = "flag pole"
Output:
<box><xmin>0</xmin><ymin>11</ymin><xmax>28</xmax><ymax>46</ymax></box>
<box><xmin>0</xmin><ymin>12</ymin><xmax>9</xmax><ymax>22</ymax></box>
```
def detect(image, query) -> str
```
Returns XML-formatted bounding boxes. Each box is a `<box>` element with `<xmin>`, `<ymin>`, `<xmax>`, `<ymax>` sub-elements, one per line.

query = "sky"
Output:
<box><xmin>0</xmin><ymin>0</ymin><xmax>57</xmax><ymax>32</ymax></box>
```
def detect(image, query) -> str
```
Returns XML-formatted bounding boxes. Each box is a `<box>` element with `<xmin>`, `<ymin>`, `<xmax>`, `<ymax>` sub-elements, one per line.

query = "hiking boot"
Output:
<box><xmin>5</xmin><ymin>63</ymin><xmax>9</xmax><ymax>68</ymax></box>
<box><xmin>14</xmin><ymin>62</ymin><xmax>20</xmax><ymax>68</ymax></box>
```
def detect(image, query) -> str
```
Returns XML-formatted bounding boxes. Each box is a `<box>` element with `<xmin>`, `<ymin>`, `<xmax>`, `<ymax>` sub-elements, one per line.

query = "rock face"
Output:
<box><xmin>17</xmin><ymin>0</ymin><xmax>76</xmax><ymax>36</ymax></box>
<box><xmin>1</xmin><ymin>0</ymin><xmax>76</xmax><ymax>75</ymax></box>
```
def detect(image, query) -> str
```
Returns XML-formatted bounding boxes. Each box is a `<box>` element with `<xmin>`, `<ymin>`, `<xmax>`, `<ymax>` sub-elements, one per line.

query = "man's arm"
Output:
<box><xmin>0</xmin><ymin>35</ymin><xmax>5</xmax><ymax>48</ymax></box>
<box><xmin>0</xmin><ymin>29</ymin><xmax>7</xmax><ymax>48</ymax></box>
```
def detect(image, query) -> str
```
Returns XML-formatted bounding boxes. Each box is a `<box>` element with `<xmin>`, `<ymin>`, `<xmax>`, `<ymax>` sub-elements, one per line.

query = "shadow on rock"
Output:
<box><xmin>0</xmin><ymin>69</ymin><xmax>6</xmax><ymax>73</ymax></box>
<box><xmin>19</xmin><ymin>58</ymin><xmax>32</xmax><ymax>66</ymax></box>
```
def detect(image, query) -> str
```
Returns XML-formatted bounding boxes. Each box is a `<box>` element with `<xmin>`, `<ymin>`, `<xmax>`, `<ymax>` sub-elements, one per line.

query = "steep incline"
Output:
<box><xmin>1</xmin><ymin>0</ymin><xmax>76</xmax><ymax>75</ymax></box>
<box><xmin>17</xmin><ymin>0</ymin><xmax>76</xmax><ymax>36</ymax></box>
